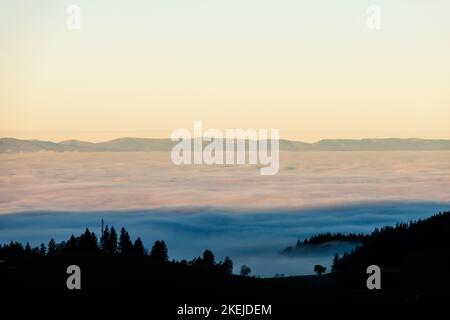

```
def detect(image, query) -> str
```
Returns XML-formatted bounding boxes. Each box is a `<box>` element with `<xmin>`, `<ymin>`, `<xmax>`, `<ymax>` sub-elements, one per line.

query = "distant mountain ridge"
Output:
<box><xmin>1</xmin><ymin>137</ymin><xmax>450</xmax><ymax>153</ymax></box>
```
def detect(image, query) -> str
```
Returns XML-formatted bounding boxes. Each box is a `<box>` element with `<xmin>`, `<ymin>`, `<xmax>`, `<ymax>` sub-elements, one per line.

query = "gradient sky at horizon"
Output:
<box><xmin>1</xmin><ymin>0</ymin><xmax>450</xmax><ymax>142</ymax></box>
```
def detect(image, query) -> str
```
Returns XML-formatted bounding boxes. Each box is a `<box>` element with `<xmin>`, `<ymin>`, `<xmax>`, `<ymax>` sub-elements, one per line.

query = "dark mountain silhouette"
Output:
<box><xmin>332</xmin><ymin>211</ymin><xmax>450</xmax><ymax>274</ymax></box>
<box><xmin>328</xmin><ymin>211</ymin><xmax>450</xmax><ymax>298</ymax></box>
<box><xmin>2</xmin><ymin>137</ymin><xmax>450</xmax><ymax>153</ymax></box>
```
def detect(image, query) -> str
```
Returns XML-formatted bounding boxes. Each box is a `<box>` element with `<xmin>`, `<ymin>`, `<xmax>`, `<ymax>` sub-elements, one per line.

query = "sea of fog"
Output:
<box><xmin>0</xmin><ymin>201</ymin><xmax>449</xmax><ymax>277</ymax></box>
<box><xmin>1</xmin><ymin>151</ymin><xmax>450</xmax><ymax>276</ymax></box>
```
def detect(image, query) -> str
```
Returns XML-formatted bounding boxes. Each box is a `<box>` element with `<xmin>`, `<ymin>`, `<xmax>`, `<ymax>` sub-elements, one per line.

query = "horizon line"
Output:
<box><xmin>3</xmin><ymin>136</ymin><xmax>450</xmax><ymax>145</ymax></box>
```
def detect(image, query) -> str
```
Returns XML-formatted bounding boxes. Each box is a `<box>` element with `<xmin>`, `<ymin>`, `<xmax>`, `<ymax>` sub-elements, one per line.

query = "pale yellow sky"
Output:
<box><xmin>1</xmin><ymin>0</ymin><xmax>449</xmax><ymax>142</ymax></box>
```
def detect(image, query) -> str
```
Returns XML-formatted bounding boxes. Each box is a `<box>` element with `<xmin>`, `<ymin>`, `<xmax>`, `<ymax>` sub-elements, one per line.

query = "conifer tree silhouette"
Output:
<box><xmin>150</xmin><ymin>240</ymin><xmax>168</xmax><ymax>262</ymax></box>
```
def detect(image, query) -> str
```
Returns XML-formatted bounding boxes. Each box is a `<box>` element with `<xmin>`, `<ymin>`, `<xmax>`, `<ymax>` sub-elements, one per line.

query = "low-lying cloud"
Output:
<box><xmin>1</xmin><ymin>151</ymin><xmax>450</xmax><ymax>214</ymax></box>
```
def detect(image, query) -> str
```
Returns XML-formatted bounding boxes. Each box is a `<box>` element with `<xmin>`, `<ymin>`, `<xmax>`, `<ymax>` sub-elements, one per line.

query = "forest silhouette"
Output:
<box><xmin>0</xmin><ymin>222</ymin><xmax>234</xmax><ymax>275</ymax></box>
<box><xmin>1</xmin><ymin>212</ymin><xmax>449</xmax><ymax>300</ymax></box>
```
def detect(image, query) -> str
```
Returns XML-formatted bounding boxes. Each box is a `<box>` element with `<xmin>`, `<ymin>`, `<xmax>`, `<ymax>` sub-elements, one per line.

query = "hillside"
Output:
<box><xmin>1</xmin><ymin>212</ymin><xmax>450</xmax><ymax>301</ymax></box>
<box><xmin>282</xmin><ymin>233</ymin><xmax>368</xmax><ymax>255</ymax></box>
<box><xmin>332</xmin><ymin>211</ymin><xmax>450</xmax><ymax>272</ymax></box>
<box><xmin>331</xmin><ymin>211</ymin><xmax>450</xmax><ymax>297</ymax></box>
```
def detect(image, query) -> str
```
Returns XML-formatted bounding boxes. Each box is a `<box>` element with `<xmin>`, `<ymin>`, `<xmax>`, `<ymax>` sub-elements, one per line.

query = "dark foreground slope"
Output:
<box><xmin>0</xmin><ymin>256</ymin><xmax>324</xmax><ymax>300</ymax></box>
<box><xmin>332</xmin><ymin>211</ymin><xmax>450</xmax><ymax>299</ymax></box>
<box><xmin>0</xmin><ymin>255</ymin><xmax>392</xmax><ymax>302</ymax></box>
<box><xmin>0</xmin><ymin>212</ymin><xmax>449</xmax><ymax>301</ymax></box>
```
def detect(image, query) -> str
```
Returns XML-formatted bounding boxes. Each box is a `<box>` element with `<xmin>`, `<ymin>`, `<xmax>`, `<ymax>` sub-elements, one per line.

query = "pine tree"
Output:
<box><xmin>48</xmin><ymin>239</ymin><xmax>57</xmax><ymax>256</ymax></box>
<box><xmin>133</xmin><ymin>237</ymin><xmax>145</xmax><ymax>256</ymax></box>
<box><xmin>78</xmin><ymin>228</ymin><xmax>99</xmax><ymax>253</ymax></box>
<box><xmin>221</xmin><ymin>256</ymin><xmax>233</xmax><ymax>274</ymax></box>
<box><xmin>66</xmin><ymin>235</ymin><xmax>78</xmax><ymax>254</ymax></box>
<box><xmin>24</xmin><ymin>242</ymin><xmax>32</xmax><ymax>255</ymax></box>
<box><xmin>202</xmin><ymin>250</ymin><xmax>215</xmax><ymax>269</ymax></box>
<box><xmin>332</xmin><ymin>253</ymin><xmax>340</xmax><ymax>271</ymax></box>
<box><xmin>91</xmin><ymin>232</ymin><xmax>98</xmax><ymax>251</ymax></box>
<box><xmin>119</xmin><ymin>227</ymin><xmax>133</xmax><ymax>255</ymax></box>
<box><xmin>100</xmin><ymin>225</ymin><xmax>110</xmax><ymax>252</ymax></box>
<box><xmin>150</xmin><ymin>240</ymin><xmax>168</xmax><ymax>262</ymax></box>
<box><xmin>39</xmin><ymin>243</ymin><xmax>46</xmax><ymax>256</ymax></box>
<box><xmin>109</xmin><ymin>226</ymin><xmax>118</xmax><ymax>254</ymax></box>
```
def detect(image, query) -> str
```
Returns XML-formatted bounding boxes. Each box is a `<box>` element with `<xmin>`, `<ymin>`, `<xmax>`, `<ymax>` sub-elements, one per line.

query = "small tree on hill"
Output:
<box><xmin>221</xmin><ymin>256</ymin><xmax>233</xmax><ymax>274</ymax></box>
<box><xmin>240</xmin><ymin>265</ymin><xmax>251</xmax><ymax>277</ymax></box>
<box><xmin>314</xmin><ymin>264</ymin><xmax>326</xmax><ymax>275</ymax></box>
<box><xmin>202</xmin><ymin>250</ymin><xmax>215</xmax><ymax>269</ymax></box>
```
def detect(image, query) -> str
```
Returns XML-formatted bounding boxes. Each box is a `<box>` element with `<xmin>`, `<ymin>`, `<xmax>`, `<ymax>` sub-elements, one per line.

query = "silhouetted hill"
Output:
<box><xmin>331</xmin><ymin>211</ymin><xmax>450</xmax><ymax>297</ymax></box>
<box><xmin>0</xmin><ymin>138</ymin><xmax>82</xmax><ymax>152</ymax></box>
<box><xmin>282</xmin><ymin>233</ymin><xmax>367</xmax><ymax>255</ymax></box>
<box><xmin>0</xmin><ymin>224</ymin><xmax>342</xmax><ymax>301</ymax></box>
<box><xmin>0</xmin><ymin>137</ymin><xmax>174</xmax><ymax>152</ymax></box>
<box><xmin>312</xmin><ymin>138</ymin><xmax>450</xmax><ymax>151</ymax></box>
<box><xmin>2</xmin><ymin>137</ymin><xmax>450</xmax><ymax>153</ymax></box>
<box><xmin>58</xmin><ymin>139</ymin><xmax>98</xmax><ymax>149</ymax></box>
<box><xmin>95</xmin><ymin>137</ymin><xmax>174</xmax><ymax>151</ymax></box>
<box><xmin>332</xmin><ymin>211</ymin><xmax>450</xmax><ymax>272</ymax></box>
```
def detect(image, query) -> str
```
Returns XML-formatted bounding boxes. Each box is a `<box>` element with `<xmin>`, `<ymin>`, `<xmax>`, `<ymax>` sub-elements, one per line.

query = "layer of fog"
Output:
<box><xmin>1</xmin><ymin>151</ymin><xmax>450</xmax><ymax>275</ymax></box>
<box><xmin>1</xmin><ymin>151</ymin><xmax>450</xmax><ymax>214</ymax></box>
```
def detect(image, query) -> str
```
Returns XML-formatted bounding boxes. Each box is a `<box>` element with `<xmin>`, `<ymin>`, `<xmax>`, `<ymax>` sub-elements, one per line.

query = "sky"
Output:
<box><xmin>1</xmin><ymin>0</ymin><xmax>450</xmax><ymax>142</ymax></box>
